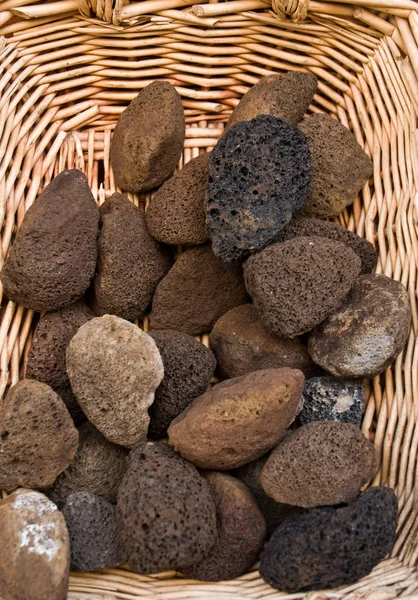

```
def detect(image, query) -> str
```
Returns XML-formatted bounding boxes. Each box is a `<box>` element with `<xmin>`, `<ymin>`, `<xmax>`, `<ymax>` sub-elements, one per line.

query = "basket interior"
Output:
<box><xmin>0</xmin><ymin>2</ymin><xmax>418</xmax><ymax>598</ymax></box>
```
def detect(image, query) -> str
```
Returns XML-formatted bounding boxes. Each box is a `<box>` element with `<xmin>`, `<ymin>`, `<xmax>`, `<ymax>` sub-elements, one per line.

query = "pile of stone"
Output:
<box><xmin>0</xmin><ymin>75</ymin><xmax>410</xmax><ymax>600</ymax></box>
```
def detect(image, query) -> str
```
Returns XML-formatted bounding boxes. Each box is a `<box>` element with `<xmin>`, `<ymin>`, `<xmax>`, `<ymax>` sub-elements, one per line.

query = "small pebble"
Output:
<box><xmin>26</xmin><ymin>301</ymin><xmax>94</xmax><ymax>423</ymax></box>
<box><xmin>47</xmin><ymin>422</ymin><xmax>128</xmax><ymax>505</ymax></box>
<box><xmin>146</xmin><ymin>152</ymin><xmax>210</xmax><ymax>245</ymax></box>
<box><xmin>206</xmin><ymin>115</ymin><xmax>312</xmax><ymax>261</ymax></box>
<box><xmin>150</xmin><ymin>244</ymin><xmax>248</xmax><ymax>335</ymax></box>
<box><xmin>0</xmin><ymin>489</ymin><xmax>70</xmax><ymax>600</ymax></box>
<box><xmin>0</xmin><ymin>380</ymin><xmax>78</xmax><ymax>491</ymax></box>
<box><xmin>62</xmin><ymin>492</ymin><xmax>123</xmax><ymax>572</ymax></box>
<box><xmin>300</xmin><ymin>376</ymin><xmax>365</xmax><ymax>426</ymax></box>
<box><xmin>260</xmin><ymin>421</ymin><xmax>378</xmax><ymax>508</ymax></box>
<box><xmin>116</xmin><ymin>442</ymin><xmax>217</xmax><ymax>574</ymax></box>
<box><xmin>182</xmin><ymin>472</ymin><xmax>266</xmax><ymax>581</ymax></box>
<box><xmin>92</xmin><ymin>192</ymin><xmax>172</xmax><ymax>321</ymax></box>
<box><xmin>1</xmin><ymin>169</ymin><xmax>99</xmax><ymax>311</ymax></box>
<box><xmin>298</xmin><ymin>114</ymin><xmax>373</xmax><ymax>217</ymax></box>
<box><xmin>225</xmin><ymin>72</ymin><xmax>318</xmax><ymax>131</ymax></box>
<box><xmin>66</xmin><ymin>315</ymin><xmax>164</xmax><ymax>447</ymax></box>
<box><xmin>244</xmin><ymin>237</ymin><xmax>361</xmax><ymax>338</ymax></box>
<box><xmin>235</xmin><ymin>453</ymin><xmax>306</xmax><ymax>536</ymax></box>
<box><xmin>110</xmin><ymin>81</ymin><xmax>185</xmax><ymax>192</ymax></box>
<box><xmin>148</xmin><ymin>330</ymin><xmax>216</xmax><ymax>439</ymax></box>
<box><xmin>168</xmin><ymin>368</ymin><xmax>304</xmax><ymax>470</ymax></box>
<box><xmin>308</xmin><ymin>274</ymin><xmax>411</xmax><ymax>378</ymax></box>
<box><xmin>260</xmin><ymin>486</ymin><xmax>398</xmax><ymax>592</ymax></box>
<box><xmin>275</xmin><ymin>215</ymin><xmax>377</xmax><ymax>274</ymax></box>
<box><xmin>209</xmin><ymin>304</ymin><xmax>316</xmax><ymax>379</ymax></box>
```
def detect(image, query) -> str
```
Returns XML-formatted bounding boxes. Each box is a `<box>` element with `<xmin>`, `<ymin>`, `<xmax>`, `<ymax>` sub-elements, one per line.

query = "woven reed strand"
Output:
<box><xmin>0</xmin><ymin>1</ymin><xmax>418</xmax><ymax>598</ymax></box>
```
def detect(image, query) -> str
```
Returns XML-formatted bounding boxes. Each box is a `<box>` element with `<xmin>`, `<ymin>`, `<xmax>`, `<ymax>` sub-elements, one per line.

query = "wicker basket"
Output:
<box><xmin>1</xmin><ymin>0</ymin><xmax>418</xmax><ymax>598</ymax></box>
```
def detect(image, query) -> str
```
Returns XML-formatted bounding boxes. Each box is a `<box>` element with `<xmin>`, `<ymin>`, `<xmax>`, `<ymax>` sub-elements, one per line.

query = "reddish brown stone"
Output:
<box><xmin>168</xmin><ymin>368</ymin><xmax>304</xmax><ymax>470</ymax></box>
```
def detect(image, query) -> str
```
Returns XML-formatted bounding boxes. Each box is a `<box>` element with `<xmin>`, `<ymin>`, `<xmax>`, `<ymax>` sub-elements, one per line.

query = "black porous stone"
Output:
<box><xmin>206</xmin><ymin>115</ymin><xmax>312</xmax><ymax>262</ymax></box>
<box><xmin>299</xmin><ymin>376</ymin><xmax>365</xmax><ymax>426</ymax></box>
<box><xmin>61</xmin><ymin>492</ymin><xmax>123</xmax><ymax>571</ymax></box>
<box><xmin>259</xmin><ymin>486</ymin><xmax>398</xmax><ymax>592</ymax></box>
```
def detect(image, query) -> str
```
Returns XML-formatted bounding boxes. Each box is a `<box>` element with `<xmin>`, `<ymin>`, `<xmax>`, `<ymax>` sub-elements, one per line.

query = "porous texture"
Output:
<box><xmin>182</xmin><ymin>472</ymin><xmax>266</xmax><ymax>581</ymax></box>
<box><xmin>260</xmin><ymin>486</ymin><xmax>398</xmax><ymax>592</ymax></box>
<box><xmin>168</xmin><ymin>368</ymin><xmax>304</xmax><ymax>470</ymax></box>
<box><xmin>148</xmin><ymin>330</ymin><xmax>216</xmax><ymax>439</ymax></box>
<box><xmin>1</xmin><ymin>169</ymin><xmax>99</xmax><ymax>311</ymax></box>
<box><xmin>260</xmin><ymin>421</ymin><xmax>378</xmax><ymax>508</ymax></box>
<box><xmin>48</xmin><ymin>422</ymin><xmax>128</xmax><ymax>505</ymax></box>
<box><xmin>116</xmin><ymin>442</ymin><xmax>217</xmax><ymax>574</ymax></box>
<box><xmin>298</xmin><ymin>114</ymin><xmax>373</xmax><ymax>217</ymax></box>
<box><xmin>26</xmin><ymin>301</ymin><xmax>94</xmax><ymax>423</ymax></box>
<box><xmin>150</xmin><ymin>244</ymin><xmax>249</xmax><ymax>335</ymax></box>
<box><xmin>110</xmin><ymin>81</ymin><xmax>185</xmax><ymax>192</ymax></box>
<box><xmin>225</xmin><ymin>72</ymin><xmax>318</xmax><ymax>130</ymax></box>
<box><xmin>244</xmin><ymin>237</ymin><xmax>361</xmax><ymax>338</ymax></box>
<box><xmin>66</xmin><ymin>315</ymin><xmax>164</xmax><ymax>447</ymax></box>
<box><xmin>300</xmin><ymin>376</ymin><xmax>365</xmax><ymax>426</ymax></box>
<box><xmin>145</xmin><ymin>153</ymin><xmax>210</xmax><ymax>245</ymax></box>
<box><xmin>209</xmin><ymin>304</ymin><xmax>316</xmax><ymax>379</ymax></box>
<box><xmin>275</xmin><ymin>215</ymin><xmax>377</xmax><ymax>274</ymax></box>
<box><xmin>62</xmin><ymin>492</ymin><xmax>123</xmax><ymax>572</ymax></box>
<box><xmin>0</xmin><ymin>380</ymin><xmax>78</xmax><ymax>491</ymax></box>
<box><xmin>0</xmin><ymin>489</ymin><xmax>70</xmax><ymax>600</ymax></box>
<box><xmin>92</xmin><ymin>193</ymin><xmax>172</xmax><ymax>321</ymax></box>
<box><xmin>235</xmin><ymin>453</ymin><xmax>306</xmax><ymax>536</ymax></box>
<box><xmin>206</xmin><ymin>115</ymin><xmax>312</xmax><ymax>261</ymax></box>
<box><xmin>308</xmin><ymin>274</ymin><xmax>412</xmax><ymax>378</ymax></box>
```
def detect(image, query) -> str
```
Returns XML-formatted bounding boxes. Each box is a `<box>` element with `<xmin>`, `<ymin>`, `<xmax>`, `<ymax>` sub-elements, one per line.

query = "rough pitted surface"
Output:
<box><xmin>235</xmin><ymin>453</ymin><xmax>306</xmax><ymax>536</ymax></box>
<box><xmin>92</xmin><ymin>193</ymin><xmax>172</xmax><ymax>321</ymax></box>
<box><xmin>116</xmin><ymin>442</ymin><xmax>217</xmax><ymax>574</ymax></box>
<box><xmin>298</xmin><ymin>114</ymin><xmax>373</xmax><ymax>217</ymax></box>
<box><xmin>182</xmin><ymin>472</ymin><xmax>266</xmax><ymax>581</ymax></box>
<box><xmin>275</xmin><ymin>215</ymin><xmax>377</xmax><ymax>274</ymax></box>
<box><xmin>66</xmin><ymin>315</ymin><xmax>164</xmax><ymax>447</ymax></box>
<box><xmin>168</xmin><ymin>368</ymin><xmax>304</xmax><ymax>470</ymax></box>
<box><xmin>48</xmin><ymin>422</ymin><xmax>128</xmax><ymax>505</ymax></box>
<box><xmin>299</xmin><ymin>376</ymin><xmax>365</xmax><ymax>426</ymax></box>
<box><xmin>146</xmin><ymin>153</ymin><xmax>210</xmax><ymax>245</ymax></box>
<box><xmin>209</xmin><ymin>304</ymin><xmax>316</xmax><ymax>379</ymax></box>
<box><xmin>150</xmin><ymin>244</ymin><xmax>249</xmax><ymax>335</ymax></box>
<box><xmin>62</xmin><ymin>492</ymin><xmax>123</xmax><ymax>572</ymax></box>
<box><xmin>148</xmin><ymin>330</ymin><xmax>216</xmax><ymax>439</ymax></box>
<box><xmin>26</xmin><ymin>301</ymin><xmax>94</xmax><ymax>423</ymax></box>
<box><xmin>260</xmin><ymin>422</ymin><xmax>378</xmax><ymax>508</ymax></box>
<box><xmin>0</xmin><ymin>380</ymin><xmax>78</xmax><ymax>491</ymax></box>
<box><xmin>206</xmin><ymin>115</ymin><xmax>312</xmax><ymax>261</ymax></box>
<box><xmin>225</xmin><ymin>72</ymin><xmax>318</xmax><ymax>131</ymax></box>
<box><xmin>1</xmin><ymin>169</ymin><xmax>99</xmax><ymax>311</ymax></box>
<box><xmin>260</xmin><ymin>487</ymin><xmax>398</xmax><ymax>592</ymax></box>
<box><xmin>110</xmin><ymin>81</ymin><xmax>185</xmax><ymax>192</ymax></box>
<box><xmin>0</xmin><ymin>489</ymin><xmax>70</xmax><ymax>600</ymax></box>
<box><xmin>244</xmin><ymin>237</ymin><xmax>361</xmax><ymax>338</ymax></box>
<box><xmin>308</xmin><ymin>274</ymin><xmax>412</xmax><ymax>378</ymax></box>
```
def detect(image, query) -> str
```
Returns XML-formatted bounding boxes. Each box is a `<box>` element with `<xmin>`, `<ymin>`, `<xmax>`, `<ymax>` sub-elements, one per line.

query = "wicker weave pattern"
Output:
<box><xmin>0</xmin><ymin>1</ymin><xmax>418</xmax><ymax>598</ymax></box>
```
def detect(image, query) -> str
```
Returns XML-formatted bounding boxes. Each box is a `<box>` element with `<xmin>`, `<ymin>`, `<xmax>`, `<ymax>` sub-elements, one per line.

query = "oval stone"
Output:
<box><xmin>244</xmin><ymin>237</ymin><xmax>361</xmax><ymax>338</ymax></box>
<box><xmin>66</xmin><ymin>315</ymin><xmax>164</xmax><ymax>447</ymax></box>
<box><xmin>110</xmin><ymin>81</ymin><xmax>185</xmax><ymax>192</ymax></box>
<box><xmin>168</xmin><ymin>368</ymin><xmax>304</xmax><ymax>470</ymax></box>
<box><xmin>260</xmin><ymin>421</ymin><xmax>378</xmax><ymax>508</ymax></box>
<box><xmin>308</xmin><ymin>274</ymin><xmax>411</xmax><ymax>378</ymax></box>
<box><xmin>0</xmin><ymin>489</ymin><xmax>70</xmax><ymax>600</ymax></box>
<box><xmin>1</xmin><ymin>169</ymin><xmax>99</xmax><ymax>312</ymax></box>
